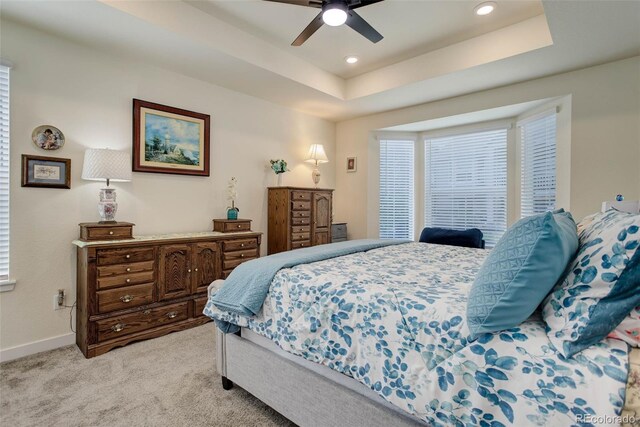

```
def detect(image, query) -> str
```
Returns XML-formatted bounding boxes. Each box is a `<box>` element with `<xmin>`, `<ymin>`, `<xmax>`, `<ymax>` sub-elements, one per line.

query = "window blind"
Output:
<box><xmin>379</xmin><ymin>139</ymin><xmax>414</xmax><ymax>239</ymax></box>
<box><xmin>0</xmin><ymin>65</ymin><xmax>9</xmax><ymax>281</ymax></box>
<box><xmin>425</xmin><ymin>129</ymin><xmax>508</xmax><ymax>247</ymax></box>
<box><xmin>519</xmin><ymin>112</ymin><xmax>557</xmax><ymax>218</ymax></box>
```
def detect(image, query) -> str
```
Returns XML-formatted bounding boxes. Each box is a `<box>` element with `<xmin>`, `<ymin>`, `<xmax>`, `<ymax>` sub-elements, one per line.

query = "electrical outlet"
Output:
<box><xmin>54</xmin><ymin>289</ymin><xmax>65</xmax><ymax>310</ymax></box>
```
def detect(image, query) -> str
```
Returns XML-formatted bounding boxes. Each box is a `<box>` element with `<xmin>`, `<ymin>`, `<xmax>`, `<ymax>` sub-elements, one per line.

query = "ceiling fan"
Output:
<box><xmin>263</xmin><ymin>0</ymin><xmax>384</xmax><ymax>46</ymax></box>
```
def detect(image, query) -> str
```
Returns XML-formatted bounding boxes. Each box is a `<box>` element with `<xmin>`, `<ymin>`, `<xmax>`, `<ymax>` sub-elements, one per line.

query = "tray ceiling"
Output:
<box><xmin>1</xmin><ymin>0</ymin><xmax>639</xmax><ymax>121</ymax></box>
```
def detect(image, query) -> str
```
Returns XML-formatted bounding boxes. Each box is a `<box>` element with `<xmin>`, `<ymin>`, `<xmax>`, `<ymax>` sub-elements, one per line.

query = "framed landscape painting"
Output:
<box><xmin>133</xmin><ymin>99</ymin><xmax>210</xmax><ymax>176</ymax></box>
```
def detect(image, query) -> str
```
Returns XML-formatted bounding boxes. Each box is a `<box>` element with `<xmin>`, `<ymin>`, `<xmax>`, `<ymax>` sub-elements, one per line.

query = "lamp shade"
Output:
<box><xmin>304</xmin><ymin>144</ymin><xmax>329</xmax><ymax>164</ymax></box>
<box><xmin>81</xmin><ymin>149</ymin><xmax>132</xmax><ymax>182</ymax></box>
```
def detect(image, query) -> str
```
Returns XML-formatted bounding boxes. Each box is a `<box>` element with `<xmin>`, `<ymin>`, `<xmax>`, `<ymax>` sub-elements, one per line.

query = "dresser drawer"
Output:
<box><xmin>97</xmin><ymin>247</ymin><xmax>155</xmax><ymax>266</ymax></box>
<box><xmin>291</xmin><ymin>225</ymin><xmax>310</xmax><ymax>234</ymax></box>
<box><xmin>223</xmin><ymin>248</ymin><xmax>259</xmax><ymax>260</ymax></box>
<box><xmin>97</xmin><ymin>270</ymin><xmax>155</xmax><ymax>290</ymax></box>
<box><xmin>213</xmin><ymin>219</ymin><xmax>252</xmax><ymax>233</ymax></box>
<box><xmin>223</xmin><ymin>238</ymin><xmax>258</xmax><ymax>252</ymax></box>
<box><xmin>222</xmin><ymin>269</ymin><xmax>233</xmax><ymax>279</ymax></box>
<box><xmin>222</xmin><ymin>249</ymin><xmax>258</xmax><ymax>270</ymax></box>
<box><xmin>88</xmin><ymin>226</ymin><xmax>133</xmax><ymax>240</ymax></box>
<box><xmin>97</xmin><ymin>260</ymin><xmax>154</xmax><ymax>278</ymax></box>
<box><xmin>96</xmin><ymin>283</ymin><xmax>154</xmax><ymax>313</ymax></box>
<box><xmin>194</xmin><ymin>296</ymin><xmax>208</xmax><ymax>317</ymax></box>
<box><xmin>291</xmin><ymin>191</ymin><xmax>311</xmax><ymax>201</ymax></box>
<box><xmin>292</xmin><ymin>211</ymin><xmax>310</xmax><ymax>218</ymax></box>
<box><xmin>291</xmin><ymin>240</ymin><xmax>311</xmax><ymax>249</ymax></box>
<box><xmin>79</xmin><ymin>222</ymin><xmax>134</xmax><ymax>242</ymax></box>
<box><xmin>292</xmin><ymin>217</ymin><xmax>310</xmax><ymax>226</ymax></box>
<box><xmin>223</xmin><ymin>221</ymin><xmax>251</xmax><ymax>233</ymax></box>
<box><xmin>96</xmin><ymin>301</ymin><xmax>188</xmax><ymax>342</ymax></box>
<box><xmin>291</xmin><ymin>232</ymin><xmax>310</xmax><ymax>242</ymax></box>
<box><xmin>292</xmin><ymin>201</ymin><xmax>311</xmax><ymax>211</ymax></box>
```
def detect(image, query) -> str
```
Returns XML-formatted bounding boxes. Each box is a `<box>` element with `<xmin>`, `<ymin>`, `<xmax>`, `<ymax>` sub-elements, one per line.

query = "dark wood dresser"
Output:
<box><xmin>267</xmin><ymin>187</ymin><xmax>333</xmax><ymax>254</ymax></box>
<box><xmin>73</xmin><ymin>230</ymin><xmax>261</xmax><ymax>358</ymax></box>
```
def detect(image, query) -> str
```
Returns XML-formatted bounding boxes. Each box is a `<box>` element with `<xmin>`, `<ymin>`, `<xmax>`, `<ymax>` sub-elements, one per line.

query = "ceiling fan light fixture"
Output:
<box><xmin>322</xmin><ymin>1</ymin><xmax>348</xmax><ymax>26</ymax></box>
<box><xmin>474</xmin><ymin>2</ymin><xmax>497</xmax><ymax>16</ymax></box>
<box><xmin>345</xmin><ymin>56</ymin><xmax>359</xmax><ymax>64</ymax></box>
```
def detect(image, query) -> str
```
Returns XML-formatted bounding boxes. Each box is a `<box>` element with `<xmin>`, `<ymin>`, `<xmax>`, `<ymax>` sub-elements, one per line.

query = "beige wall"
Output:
<box><xmin>0</xmin><ymin>20</ymin><xmax>336</xmax><ymax>352</ymax></box>
<box><xmin>335</xmin><ymin>56</ymin><xmax>640</xmax><ymax>239</ymax></box>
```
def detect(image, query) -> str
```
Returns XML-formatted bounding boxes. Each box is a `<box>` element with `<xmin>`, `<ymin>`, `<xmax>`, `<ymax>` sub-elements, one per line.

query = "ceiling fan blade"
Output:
<box><xmin>292</xmin><ymin>12</ymin><xmax>324</xmax><ymax>46</ymax></box>
<box><xmin>350</xmin><ymin>0</ymin><xmax>385</xmax><ymax>10</ymax></box>
<box><xmin>345</xmin><ymin>10</ymin><xmax>383</xmax><ymax>43</ymax></box>
<box><xmin>262</xmin><ymin>0</ymin><xmax>322</xmax><ymax>8</ymax></box>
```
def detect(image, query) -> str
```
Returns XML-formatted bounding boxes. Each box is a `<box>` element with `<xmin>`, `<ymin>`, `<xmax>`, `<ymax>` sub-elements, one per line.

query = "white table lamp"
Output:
<box><xmin>304</xmin><ymin>144</ymin><xmax>329</xmax><ymax>187</ymax></box>
<box><xmin>82</xmin><ymin>149</ymin><xmax>132</xmax><ymax>223</ymax></box>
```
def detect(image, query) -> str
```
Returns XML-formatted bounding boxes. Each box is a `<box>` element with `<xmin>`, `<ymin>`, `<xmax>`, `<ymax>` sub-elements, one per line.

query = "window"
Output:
<box><xmin>425</xmin><ymin>129</ymin><xmax>508</xmax><ymax>247</ymax></box>
<box><xmin>379</xmin><ymin>139</ymin><xmax>414</xmax><ymax>239</ymax></box>
<box><xmin>519</xmin><ymin>112</ymin><xmax>557</xmax><ymax>218</ymax></box>
<box><xmin>0</xmin><ymin>65</ymin><xmax>9</xmax><ymax>281</ymax></box>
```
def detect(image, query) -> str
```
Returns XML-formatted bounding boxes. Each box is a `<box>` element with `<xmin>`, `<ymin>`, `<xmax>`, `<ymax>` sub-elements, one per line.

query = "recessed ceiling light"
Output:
<box><xmin>474</xmin><ymin>2</ymin><xmax>496</xmax><ymax>16</ymax></box>
<box><xmin>345</xmin><ymin>56</ymin><xmax>359</xmax><ymax>64</ymax></box>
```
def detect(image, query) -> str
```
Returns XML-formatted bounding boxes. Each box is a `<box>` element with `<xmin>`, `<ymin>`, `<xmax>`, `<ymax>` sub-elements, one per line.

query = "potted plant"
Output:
<box><xmin>270</xmin><ymin>159</ymin><xmax>289</xmax><ymax>186</ymax></box>
<box><xmin>226</xmin><ymin>176</ymin><xmax>239</xmax><ymax>220</ymax></box>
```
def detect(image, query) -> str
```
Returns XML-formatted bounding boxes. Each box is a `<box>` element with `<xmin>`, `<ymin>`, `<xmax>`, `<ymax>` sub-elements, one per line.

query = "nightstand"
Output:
<box><xmin>331</xmin><ymin>223</ymin><xmax>347</xmax><ymax>242</ymax></box>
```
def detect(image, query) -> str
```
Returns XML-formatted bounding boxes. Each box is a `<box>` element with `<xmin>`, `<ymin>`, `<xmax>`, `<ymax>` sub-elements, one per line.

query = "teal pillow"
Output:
<box><xmin>467</xmin><ymin>211</ymin><xmax>579</xmax><ymax>338</ymax></box>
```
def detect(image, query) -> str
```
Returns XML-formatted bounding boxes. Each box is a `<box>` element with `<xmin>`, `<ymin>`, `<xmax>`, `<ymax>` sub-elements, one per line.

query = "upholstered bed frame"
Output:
<box><xmin>209</xmin><ymin>281</ymin><xmax>424</xmax><ymax>426</ymax></box>
<box><xmin>216</xmin><ymin>328</ymin><xmax>425</xmax><ymax>427</ymax></box>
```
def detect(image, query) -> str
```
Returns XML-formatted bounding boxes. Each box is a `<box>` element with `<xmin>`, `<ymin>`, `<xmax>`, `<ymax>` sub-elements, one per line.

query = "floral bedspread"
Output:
<box><xmin>204</xmin><ymin>243</ymin><xmax>630</xmax><ymax>426</ymax></box>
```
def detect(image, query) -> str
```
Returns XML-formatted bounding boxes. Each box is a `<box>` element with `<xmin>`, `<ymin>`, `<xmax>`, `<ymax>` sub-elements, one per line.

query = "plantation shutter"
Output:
<box><xmin>0</xmin><ymin>65</ymin><xmax>9</xmax><ymax>281</ymax></box>
<box><xmin>379</xmin><ymin>139</ymin><xmax>414</xmax><ymax>239</ymax></box>
<box><xmin>519</xmin><ymin>111</ymin><xmax>557</xmax><ymax>218</ymax></box>
<box><xmin>425</xmin><ymin>129</ymin><xmax>508</xmax><ymax>247</ymax></box>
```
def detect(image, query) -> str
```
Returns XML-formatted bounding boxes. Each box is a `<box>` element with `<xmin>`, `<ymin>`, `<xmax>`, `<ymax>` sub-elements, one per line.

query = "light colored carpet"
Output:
<box><xmin>0</xmin><ymin>323</ymin><xmax>295</xmax><ymax>427</ymax></box>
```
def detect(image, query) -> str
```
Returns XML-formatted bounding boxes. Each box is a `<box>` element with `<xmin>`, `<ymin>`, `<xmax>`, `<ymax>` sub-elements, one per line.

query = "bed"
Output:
<box><xmin>205</xmin><ymin>242</ymin><xmax>638</xmax><ymax>426</ymax></box>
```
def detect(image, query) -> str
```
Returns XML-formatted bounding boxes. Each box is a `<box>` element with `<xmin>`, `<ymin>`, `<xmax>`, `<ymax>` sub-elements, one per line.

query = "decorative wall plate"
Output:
<box><xmin>32</xmin><ymin>125</ymin><xmax>65</xmax><ymax>150</ymax></box>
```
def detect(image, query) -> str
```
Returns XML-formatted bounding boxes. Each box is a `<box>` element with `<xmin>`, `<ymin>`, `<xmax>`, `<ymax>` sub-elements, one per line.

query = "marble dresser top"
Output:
<box><xmin>72</xmin><ymin>230</ymin><xmax>260</xmax><ymax>248</ymax></box>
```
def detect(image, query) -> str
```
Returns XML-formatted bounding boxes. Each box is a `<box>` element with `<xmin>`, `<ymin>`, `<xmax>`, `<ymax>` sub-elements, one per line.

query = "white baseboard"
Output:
<box><xmin>0</xmin><ymin>333</ymin><xmax>76</xmax><ymax>363</ymax></box>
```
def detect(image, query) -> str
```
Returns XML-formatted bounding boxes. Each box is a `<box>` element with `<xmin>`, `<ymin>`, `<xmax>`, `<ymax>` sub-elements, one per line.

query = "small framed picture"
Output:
<box><xmin>32</xmin><ymin>125</ymin><xmax>65</xmax><ymax>150</ymax></box>
<box><xmin>346</xmin><ymin>156</ymin><xmax>357</xmax><ymax>173</ymax></box>
<box><xmin>21</xmin><ymin>155</ymin><xmax>71</xmax><ymax>189</ymax></box>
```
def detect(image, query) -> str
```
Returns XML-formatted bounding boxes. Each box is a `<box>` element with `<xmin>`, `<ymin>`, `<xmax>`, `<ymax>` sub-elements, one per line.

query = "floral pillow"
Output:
<box><xmin>542</xmin><ymin>209</ymin><xmax>640</xmax><ymax>357</ymax></box>
<box><xmin>608</xmin><ymin>306</ymin><xmax>640</xmax><ymax>346</ymax></box>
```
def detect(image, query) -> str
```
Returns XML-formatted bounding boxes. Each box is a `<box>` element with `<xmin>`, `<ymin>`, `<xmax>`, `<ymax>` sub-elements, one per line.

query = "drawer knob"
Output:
<box><xmin>109</xmin><ymin>231</ymin><xmax>114</xmax><ymax>235</ymax></box>
<box><xmin>240</xmin><ymin>243</ymin><xmax>245</xmax><ymax>247</ymax></box>
<box><xmin>125</xmin><ymin>278</ymin><xmax>131</xmax><ymax>283</ymax></box>
<box><xmin>187</xmin><ymin>269</ymin><xmax>191</xmax><ymax>273</ymax></box>
<box><xmin>111</xmin><ymin>323</ymin><xmax>126</xmax><ymax>332</ymax></box>
<box><xmin>194</xmin><ymin>268</ymin><xmax>198</xmax><ymax>272</ymax></box>
<box><xmin>120</xmin><ymin>295</ymin><xmax>134</xmax><ymax>303</ymax></box>
<box><xmin>143</xmin><ymin>310</ymin><xmax>151</xmax><ymax>315</ymax></box>
<box><xmin>167</xmin><ymin>311</ymin><xmax>178</xmax><ymax>319</ymax></box>
<box><xmin>126</xmin><ymin>267</ymin><xmax>131</xmax><ymax>272</ymax></box>
<box><xmin>237</xmin><ymin>225</ymin><xmax>242</xmax><ymax>228</ymax></box>
<box><xmin>125</xmin><ymin>254</ymin><xmax>131</xmax><ymax>259</ymax></box>
<box><xmin>240</xmin><ymin>254</ymin><xmax>244</xmax><ymax>258</ymax></box>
